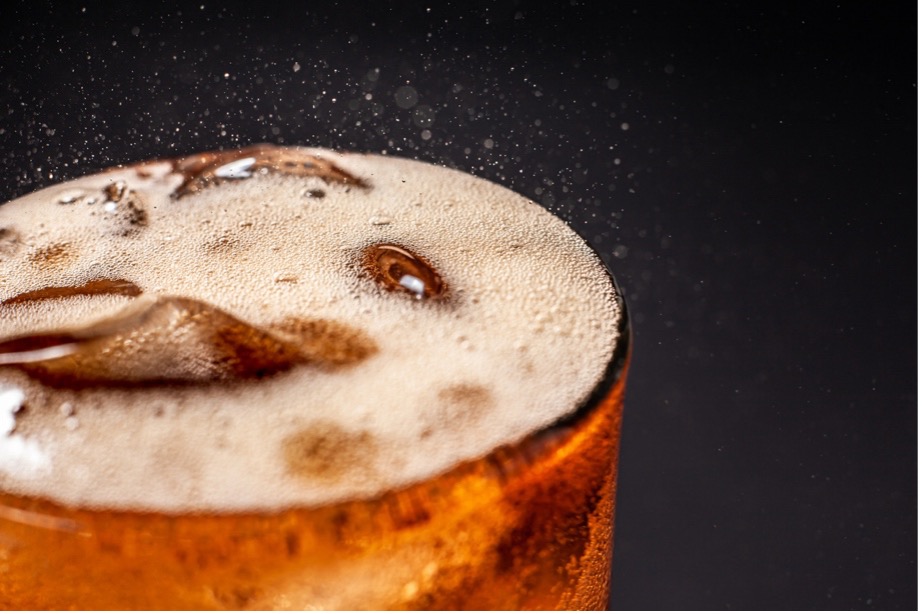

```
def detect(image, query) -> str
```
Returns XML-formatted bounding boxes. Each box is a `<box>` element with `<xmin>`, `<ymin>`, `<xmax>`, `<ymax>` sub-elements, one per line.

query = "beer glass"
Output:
<box><xmin>0</xmin><ymin>146</ymin><xmax>629</xmax><ymax>609</ymax></box>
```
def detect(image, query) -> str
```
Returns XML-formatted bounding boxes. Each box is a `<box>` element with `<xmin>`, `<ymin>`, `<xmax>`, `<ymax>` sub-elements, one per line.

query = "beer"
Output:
<box><xmin>0</xmin><ymin>145</ymin><xmax>628</xmax><ymax>609</ymax></box>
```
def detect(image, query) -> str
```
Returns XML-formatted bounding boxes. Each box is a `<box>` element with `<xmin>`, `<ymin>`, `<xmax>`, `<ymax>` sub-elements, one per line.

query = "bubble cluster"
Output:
<box><xmin>0</xmin><ymin>146</ymin><xmax>621</xmax><ymax>512</ymax></box>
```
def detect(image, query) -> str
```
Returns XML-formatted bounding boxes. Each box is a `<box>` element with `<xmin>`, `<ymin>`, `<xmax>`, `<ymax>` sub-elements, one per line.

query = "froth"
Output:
<box><xmin>0</xmin><ymin>146</ymin><xmax>622</xmax><ymax>512</ymax></box>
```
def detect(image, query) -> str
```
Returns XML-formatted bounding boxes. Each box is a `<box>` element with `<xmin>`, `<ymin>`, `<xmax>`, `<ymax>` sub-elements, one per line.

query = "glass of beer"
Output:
<box><xmin>0</xmin><ymin>145</ymin><xmax>628</xmax><ymax>609</ymax></box>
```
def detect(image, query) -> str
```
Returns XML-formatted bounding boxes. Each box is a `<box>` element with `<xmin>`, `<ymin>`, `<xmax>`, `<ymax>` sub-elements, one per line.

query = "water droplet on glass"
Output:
<box><xmin>64</xmin><ymin>416</ymin><xmax>79</xmax><ymax>431</ymax></box>
<box><xmin>58</xmin><ymin>402</ymin><xmax>75</xmax><ymax>417</ymax></box>
<box><xmin>369</xmin><ymin>215</ymin><xmax>392</xmax><ymax>226</ymax></box>
<box><xmin>363</xmin><ymin>244</ymin><xmax>445</xmax><ymax>300</ymax></box>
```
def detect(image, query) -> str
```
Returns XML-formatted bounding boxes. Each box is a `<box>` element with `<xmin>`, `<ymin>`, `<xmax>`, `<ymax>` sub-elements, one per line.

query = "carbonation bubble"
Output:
<box><xmin>173</xmin><ymin>145</ymin><xmax>369</xmax><ymax>198</ymax></box>
<box><xmin>0</xmin><ymin>145</ymin><xmax>622</xmax><ymax>514</ymax></box>
<box><xmin>215</xmin><ymin>157</ymin><xmax>257</xmax><ymax>179</ymax></box>
<box><xmin>55</xmin><ymin>189</ymin><xmax>86</xmax><ymax>205</ymax></box>
<box><xmin>363</xmin><ymin>244</ymin><xmax>445</xmax><ymax>300</ymax></box>
<box><xmin>369</xmin><ymin>215</ymin><xmax>393</xmax><ymax>226</ymax></box>
<box><xmin>0</xmin><ymin>296</ymin><xmax>376</xmax><ymax>387</ymax></box>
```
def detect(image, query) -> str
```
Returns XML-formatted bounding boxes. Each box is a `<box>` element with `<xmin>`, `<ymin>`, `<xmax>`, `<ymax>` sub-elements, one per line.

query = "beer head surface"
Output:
<box><xmin>0</xmin><ymin>145</ymin><xmax>622</xmax><ymax>512</ymax></box>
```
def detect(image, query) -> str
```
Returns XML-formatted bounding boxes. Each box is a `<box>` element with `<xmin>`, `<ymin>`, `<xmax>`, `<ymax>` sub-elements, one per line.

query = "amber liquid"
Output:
<box><xmin>0</xmin><ymin>362</ymin><xmax>625</xmax><ymax>610</ymax></box>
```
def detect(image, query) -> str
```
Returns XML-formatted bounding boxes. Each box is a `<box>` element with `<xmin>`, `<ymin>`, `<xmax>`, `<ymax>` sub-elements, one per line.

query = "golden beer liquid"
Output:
<box><xmin>0</xmin><ymin>365</ymin><xmax>626</xmax><ymax>610</ymax></box>
<box><xmin>0</xmin><ymin>146</ymin><xmax>628</xmax><ymax>609</ymax></box>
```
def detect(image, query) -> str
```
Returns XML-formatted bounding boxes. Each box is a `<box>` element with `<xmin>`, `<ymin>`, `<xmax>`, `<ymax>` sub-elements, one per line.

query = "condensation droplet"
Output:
<box><xmin>363</xmin><ymin>244</ymin><xmax>445</xmax><ymax>300</ymax></box>
<box><xmin>64</xmin><ymin>416</ymin><xmax>79</xmax><ymax>431</ymax></box>
<box><xmin>369</xmin><ymin>215</ymin><xmax>392</xmax><ymax>226</ymax></box>
<box><xmin>58</xmin><ymin>402</ymin><xmax>75</xmax><ymax>417</ymax></box>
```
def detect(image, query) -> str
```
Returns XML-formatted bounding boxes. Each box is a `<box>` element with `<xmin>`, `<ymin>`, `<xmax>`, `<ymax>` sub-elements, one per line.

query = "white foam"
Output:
<box><xmin>0</xmin><ymin>385</ymin><xmax>50</xmax><ymax>475</ymax></box>
<box><xmin>0</xmin><ymin>147</ymin><xmax>622</xmax><ymax>512</ymax></box>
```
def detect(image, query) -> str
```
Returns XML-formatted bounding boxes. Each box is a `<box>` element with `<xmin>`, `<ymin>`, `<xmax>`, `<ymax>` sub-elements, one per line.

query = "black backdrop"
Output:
<box><xmin>0</xmin><ymin>2</ymin><xmax>915</xmax><ymax>610</ymax></box>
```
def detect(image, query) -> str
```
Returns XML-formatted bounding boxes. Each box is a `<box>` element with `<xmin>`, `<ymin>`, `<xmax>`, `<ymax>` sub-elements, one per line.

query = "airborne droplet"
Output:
<box><xmin>363</xmin><ymin>244</ymin><xmax>445</xmax><ymax>300</ymax></box>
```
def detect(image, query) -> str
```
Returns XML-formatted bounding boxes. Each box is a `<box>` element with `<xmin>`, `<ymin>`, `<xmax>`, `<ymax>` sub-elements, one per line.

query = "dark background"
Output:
<box><xmin>0</xmin><ymin>1</ymin><xmax>915</xmax><ymax>609</ymax></box>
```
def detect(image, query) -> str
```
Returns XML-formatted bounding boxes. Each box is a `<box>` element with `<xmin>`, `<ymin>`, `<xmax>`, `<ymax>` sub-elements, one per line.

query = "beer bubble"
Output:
<box><xmin>0</xmin><ymin>295</ymin><xmax>377</xmax><ymax>387</ymax></box>
<box><xmin>104</xmin><ymin>181</ymin><xmax>129</xmax><ymax>202</ymax></box>
<box><xmin>215</xmin><ymin>156</ymin><xmax>257</xmax><ymax>179</ymax></box>
<box><xmin>55</xmin><ymin>189</ymin><xmax>86</xmax><ymax>205</ymax></box>
<box><xmin>0</xmin><ymin>145</ymin><xmax>622</xmax><ymax>513</ymax></box>
<box><xmin>401</xmin><ymin>581</ymin><xmax>420</xmax><ymax>600</ymax></box>
<box><xmin>363</xmin><ymin>244</ymin><xmax>445</xmax><ymax>300</ymax></box>
<box><xmin>173</xmin><ymin>145</ymin><xmax>369</xmax><ymax>198</ymax></box>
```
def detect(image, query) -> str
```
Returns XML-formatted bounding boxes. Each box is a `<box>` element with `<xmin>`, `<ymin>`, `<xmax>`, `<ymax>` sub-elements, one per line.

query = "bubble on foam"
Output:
<box><xmin>369</xmin><ymin>214</ymin><xmax>393</xmax><ymax>226</ymax></box>
<box><xmin>215</xmin><ymin>156</ymin><xmax>258</xmax><ymax>179</ymax></box>
<box><xmin>55</xmin><ymin>189</ymin><xmax>87</xmax><ymax>205</ymax></box>
<box><xmin>0</xmin><ymin>146</ymin><xmax>622</xmax><ymax>512</ymax></box>
<box><xmin>363</xmin><ymin>244</ymin><xmax>445</xmax><ymax>300</ymax></box>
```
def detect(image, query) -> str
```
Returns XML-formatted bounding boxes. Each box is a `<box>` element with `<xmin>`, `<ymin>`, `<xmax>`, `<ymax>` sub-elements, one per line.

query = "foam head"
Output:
<box><xmin>0</xmin><ymin>145</ymin><xmax>622</xmax><ymax>512</ymax></box>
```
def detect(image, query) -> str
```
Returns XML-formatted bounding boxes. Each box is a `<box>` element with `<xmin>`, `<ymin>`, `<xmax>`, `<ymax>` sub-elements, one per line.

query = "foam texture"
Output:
<box><xmin>0</xmin><ymin>146</ymin><xmax>621</xmax><ymax>512</ymax></box>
